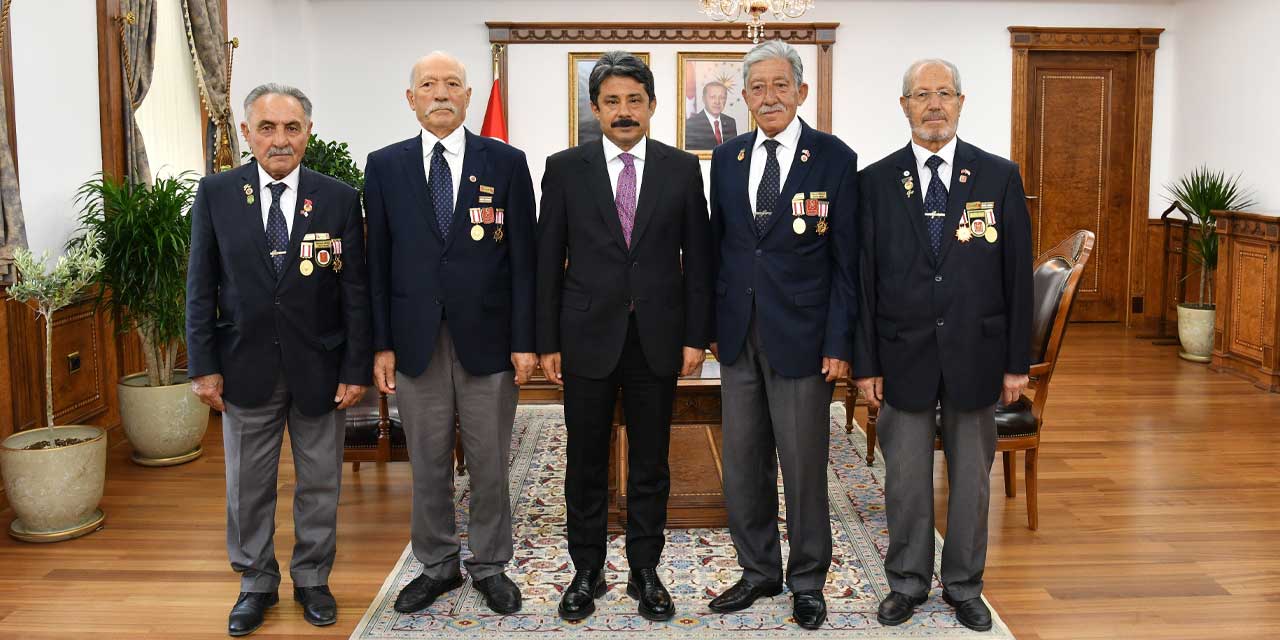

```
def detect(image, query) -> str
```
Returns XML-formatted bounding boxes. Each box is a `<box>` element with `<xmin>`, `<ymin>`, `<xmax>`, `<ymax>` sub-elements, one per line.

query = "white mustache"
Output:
<box><xmin>757</xmin><ymin>103</ymin><xmax>786</xmax><ymax>114</ymax></box>
<box><xmin>267</xmin><ymin>146</ymin><xmax>294</xmax><ymax>157</ymax></box>
<box><xmin>428</xmin><ymin>101</ymin><xmax>458</xmax><ymax>114</ymax></box>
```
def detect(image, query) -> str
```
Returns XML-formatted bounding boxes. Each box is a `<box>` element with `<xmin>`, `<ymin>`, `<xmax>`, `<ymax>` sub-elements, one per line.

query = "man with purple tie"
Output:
<box><xmin>536</xmin><ymin>51</ymin><xmax>713</xmax><ymax>623</ymax></box>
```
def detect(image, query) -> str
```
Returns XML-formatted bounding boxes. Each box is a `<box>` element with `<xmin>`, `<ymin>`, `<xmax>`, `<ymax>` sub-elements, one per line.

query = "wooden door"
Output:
<box><xmin>1021</xmin><ymin>50</ymin><xmax>1137</xmax><ymax>322</ymax></box>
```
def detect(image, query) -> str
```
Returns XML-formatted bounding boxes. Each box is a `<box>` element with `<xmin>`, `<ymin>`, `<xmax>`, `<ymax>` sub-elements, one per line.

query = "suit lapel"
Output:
<box><xmin>445</xmin><ymin>131</ymin><xmax>487</xmax><ymax>253</ymax></box>
<box><xmin>892</xmin><ymin>143</ymin><xmax>936</xmax><ymax>265</ymax></box>
<box><xmin>240</xmin><ymin>163</ymin><xmax>276</xmax><ymax>278</ymax></box>
<box><xmin>585</xmin><ymin>142</ymin><xmax>630</xmax><ymax>253</ymax></box>
<box><xmin>399</xmin><ymin>134</ymin><xmax>441</xmax><ymax>243</ymax></box>
<box><xmin>278</xmin><ymin>167</ymin><xmax>318</xmax><ymax>285</ymax></box>
<box><xmin>627</xmin><ymin>138</ymin><xmax>665</xmax><ymax>252</ymax></box>
<box><xmin>735</xmin><ymin>137</ymin><xmax>754</xmax><ymax>225</ymax></box>
<box><xmin>936</xmin><ymin>139</ymin><xmax>977</xmax><ymax>266</ymax></box>
<box><xmin>757</xmin><ymin>119</ymin><xmax>816</xmax><ymax>242</ymax></box>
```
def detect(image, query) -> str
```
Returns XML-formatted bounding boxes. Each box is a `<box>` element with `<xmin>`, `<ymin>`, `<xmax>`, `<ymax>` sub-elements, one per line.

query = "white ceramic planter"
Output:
<box><xmin>1177</xmin><ymin>303</ymin><xmax>1216</xmax><ymax>363</ymax></box>
<box><xmin>0</xmin><ymin>425</ymin><xmax>107</xmax><ymax>542</ymax></box>
<box><xmin>118</xmin><ymin>369</ymin><xmax>209</xmax><ymax>466</ymax></box>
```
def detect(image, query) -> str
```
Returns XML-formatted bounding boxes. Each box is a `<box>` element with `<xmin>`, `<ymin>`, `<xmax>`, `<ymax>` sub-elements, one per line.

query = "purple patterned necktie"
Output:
<box><xmin>616</xmin><ymin>152</ymin><xmax>637</xmax><ymax>247</ymax></box>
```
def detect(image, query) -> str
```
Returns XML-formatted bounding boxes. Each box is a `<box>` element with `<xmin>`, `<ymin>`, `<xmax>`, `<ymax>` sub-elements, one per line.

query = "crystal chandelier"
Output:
<box><xmin>700</xmin><ymin>0</ymin><xmax>815</xmax><ymax>43</ymax></box>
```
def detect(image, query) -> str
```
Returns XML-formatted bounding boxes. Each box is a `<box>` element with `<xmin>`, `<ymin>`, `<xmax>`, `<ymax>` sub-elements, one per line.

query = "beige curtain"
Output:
<box><xmin>0</xmin><ymin>0</ymin><xmax>26</xmax><ymax>282</ymax></box>
<box><xmin>181</xmin><ymin>0</ymin><xmax>240</xmax><ymax>174</ymax></box>
<box><xmin>121</xmin><ymin>0</ymin><xmax>157</xmax><ymax>185</ymax></box>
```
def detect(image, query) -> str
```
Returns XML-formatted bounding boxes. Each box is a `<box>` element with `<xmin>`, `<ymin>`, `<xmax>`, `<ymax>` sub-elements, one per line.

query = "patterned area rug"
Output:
<box><xmin>349</xmin><ymin>404</ymin><xmax>1015</xmax><ymax>639</ymax></box>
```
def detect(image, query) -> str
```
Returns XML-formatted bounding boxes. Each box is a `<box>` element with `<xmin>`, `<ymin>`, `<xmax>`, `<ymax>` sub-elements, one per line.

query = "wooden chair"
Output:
<box><xmin>342</xmin><ymin>391</ymin><xmax>466</xmax><ymax>475</ymax></box>
<box><xmin>861</xmin><ymin>229</ymin><xmax>1095</xmax><ymax>530</ymax></box>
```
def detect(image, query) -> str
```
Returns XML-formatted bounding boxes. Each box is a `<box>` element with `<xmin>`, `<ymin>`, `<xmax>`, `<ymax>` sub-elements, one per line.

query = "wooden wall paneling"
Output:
<box><xmin>1211</xmin><ymin>210</ymin><xmax>1280</xmax><ymax>391</ymax></box>
<box><xmin>96</xmin><ymin>0</ymin><xmax>127</xmax><ymax>179</ymax></box>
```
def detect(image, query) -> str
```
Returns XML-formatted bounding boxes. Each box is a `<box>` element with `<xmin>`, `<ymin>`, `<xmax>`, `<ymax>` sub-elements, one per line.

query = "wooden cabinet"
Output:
<box><xmin>1212</xmin><ymin>210</ymin><xmax>1280</xmax><ymax>392</ymax></box>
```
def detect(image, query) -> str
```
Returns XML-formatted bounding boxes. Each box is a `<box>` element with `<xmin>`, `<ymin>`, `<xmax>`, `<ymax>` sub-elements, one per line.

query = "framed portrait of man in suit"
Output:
<box><xmin>568</xmin><ymin>51</ymin><xmax>651</xmax><ymax>147</ymax></box>
<box><xmin>676</xmin><ymin>52</ymin><xmax>755</xmax><ymax>159</ymax></box>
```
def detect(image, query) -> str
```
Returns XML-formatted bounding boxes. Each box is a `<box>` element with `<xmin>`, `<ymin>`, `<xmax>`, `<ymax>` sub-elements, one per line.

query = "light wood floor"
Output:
<box><xmin>1</xmin><ymin>324</ymin><xmax>1277</xmax><ymax>639</ymax></box>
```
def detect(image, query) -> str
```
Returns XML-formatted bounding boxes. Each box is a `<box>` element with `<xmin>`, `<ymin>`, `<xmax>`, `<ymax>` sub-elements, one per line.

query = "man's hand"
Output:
<box><xmin>373</xmin><ymin>350</ymin><xmax>397</xmax><ymax>395</ymax></box>
<box><xmin>1002</xmin><ymin>373</ymin><xmax>1030</xmax><ymax>406</ymax></box>
<box><xmin>540</xmin><ymin>353</ymin><xmax>563</xmax><ymax>386</ymax></box>
<box><xmin>709</xmin><ymin>342</ymin><xmax>719</xmax><ymax>360</ymax></box>
<box><xmin>511</xmin><ymin>352</ymin><xmax>537</xmax><ymax>385</ymax></box>
<box><xmin>335</xmin><ymin>383</ymin><xmax>366</xmax><ymax>409</ymax></box>
<box><xmin>854</xmin><ymin>376</ymin><xmax>883</xmax><ymax>410</ymax></box>
<box><xmin>681</xmin><ymin>346</ymin><xmax>706</xmax><ymax>377</ymax></box>
<box><xmin>191</xmin><ymin>373</ymin><xmax>225</xmax><ymax>412</ymax></box>
<box><xmin>821</xmin><ymin>357</ymin><xmax>851</xmax><ymax>383</ymax></box>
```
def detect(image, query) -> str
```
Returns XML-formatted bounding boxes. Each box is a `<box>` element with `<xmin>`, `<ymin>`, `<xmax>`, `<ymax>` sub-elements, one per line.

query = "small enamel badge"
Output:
<box><xmin>901</xmin><ymin>175</ymin><xmax>914</xmax><ymax>199</ymax></box>
<box><xmin>468</xmin><ymin>175</ymin><xmax>477</xmax><ymax>183</ymax></box>
<box><xmin>243</xmin><ymin>184</ymin><xmax>255</xmax><ymax>205</ymax></box>
<box><xmin>737</xmin><ymin>149</ymin><xmax>746</xmax><ymax>162</ymax></box>
<box><xmin>800</xmin><ymin>149</ymin><xmax>811</xmax><ymax>163</ymax></box>
<box><xmin>301</xmin><ymin>198</ymin><xmax>313</xmax><ymax>217</ymax></box>
<box><xmin>959</xmin><ymin>168</ymin><xmax>971</xmax><ymax>184</ymax></box>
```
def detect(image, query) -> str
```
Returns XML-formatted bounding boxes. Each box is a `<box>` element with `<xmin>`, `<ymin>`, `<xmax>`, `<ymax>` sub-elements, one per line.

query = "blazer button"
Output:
<box><xmin>755</xmin><ymin>249</ymin><xmax>763</xmax><ymax>257</ymax></box>
<box><xmin>441</xmin><ymin>257</ymin><xmax>448</xmax><ymax>265</ymax></box>
<box><xmin>746</xmin><ymin>287</ymin><xmax>754</xmax><ymax>295</ymax></box>
<box><xmin>632</xmin><ymin>261</ymin><xmax>639</xmax><ymax>268</ymax></box>
<box><xmin>936</xmin><ymin>318</ymin><xmax>945</xmax><ymax>327</ymax></box>
<box><xmin>934</xmin><ymin>275</ymin><xmax>943</xmax><ymax>282</ymax></box>
<box><xmin>434</xmin><ymin>297</ymin><xmax>442</xmax><ymax>305</ymax></box>
<box><xmin>274</xmin><ymin>297</ymin><xmax>280</xmax><ymax>305</ymax></box>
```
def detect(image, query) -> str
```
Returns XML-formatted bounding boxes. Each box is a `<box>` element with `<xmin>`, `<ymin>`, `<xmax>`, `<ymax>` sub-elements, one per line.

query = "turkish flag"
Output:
<box><xmin>480</xmin><ymin>78</ymin><xmax>507</xmax><ymax>142</ymax></box>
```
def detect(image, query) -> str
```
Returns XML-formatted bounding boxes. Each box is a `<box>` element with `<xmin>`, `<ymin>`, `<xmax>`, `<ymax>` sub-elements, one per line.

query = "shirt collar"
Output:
<box><xmin>602</xmin><ymin>135</ymin><xmax>647</xmax><ymax>163</ymax></box>
<box><xmin>911</xmin><ymin>136</ymin><xmax>958</xmax><ymax>170</ymax></box>
<box><xmin>754</xmin><ymin>114</ymin><xmax>803</xmax><ymax>152</ymax></box>
<box><xmin>705</xmin><ymin>110</ymin><xmax>720</xmax><ymax>125</ymax></box>
<box><xmin>257</xmin><ymin>162</ymin><xmax>301</xmax><ymax>193</ymax></box>
<box><xmin>421</xmin><ymin>125</ymin><xmax>466</xmax><ymax>157</ymax></box>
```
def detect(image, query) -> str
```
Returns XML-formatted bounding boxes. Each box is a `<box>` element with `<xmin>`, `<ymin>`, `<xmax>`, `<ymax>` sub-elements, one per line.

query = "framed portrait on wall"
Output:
<box><xmin>568</xmin><ymin>51</ymin><xmax>651</xmax><ymax>147</ymax></box>
<box><xmin>676</xmin><ymin>52</ymin><xmax>755</xmax><ymax>159</ymax></box>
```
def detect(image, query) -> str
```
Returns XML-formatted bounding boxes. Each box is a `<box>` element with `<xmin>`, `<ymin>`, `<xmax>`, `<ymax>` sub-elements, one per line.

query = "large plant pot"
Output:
<box><xmin>119</xmin><ymin>369</ymin><xmax>208</xmax><ymax>466</ymax></box>
<box><xmin>0</xmin><ymin>425</ymin><xmax>107</xmax><ymax>542</ymax></box>
<box><xmin>1177</xmin><ymin>303</ymin><xmax>1216</xmax><ymax>363</ymax></box>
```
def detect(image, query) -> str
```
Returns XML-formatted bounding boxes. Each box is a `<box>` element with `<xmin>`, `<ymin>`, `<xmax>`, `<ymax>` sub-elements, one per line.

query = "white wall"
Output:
<box><xmin>135</xmin><ymin>0</ymin><xmax>207</xmax><ymax>180</ymax></box>
<box><xmin>1170</xmin><ymin>0</ymin><xmax>1279</xmax><ymax>214</ymax></box>
<box><xmin>11</xmin><ymin>1</ymin><xmax>103</xmax><ymax>256</ymax></box>
<box><xmin>229</xmin><ymin>0</ymin><xmax>1178</xmax><ymax>214</ymax></box>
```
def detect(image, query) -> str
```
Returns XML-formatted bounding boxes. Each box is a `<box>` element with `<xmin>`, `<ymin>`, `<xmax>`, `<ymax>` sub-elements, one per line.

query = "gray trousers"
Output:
<box><xmin>395</xmin><ymin>320</ymin><xmax>517</xmax><ymax>581</ymax></box>
<box><xmin>720</xmin><ymin>313</ymin><xmax>835</xmax><ymax>592</ymax></box>
<box><xmin>878</xmin><ymin>398</ymin><xmax>996</xmax><ymax>601</ymax></box>
<box><xmin>223</xmin><ymin>376</ymin><xmax>345</xmax><ymax>593</ymax></box>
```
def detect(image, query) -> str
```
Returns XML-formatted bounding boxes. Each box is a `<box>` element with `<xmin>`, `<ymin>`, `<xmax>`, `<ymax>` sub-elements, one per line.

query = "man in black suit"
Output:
<box><xmin>853</xmin><ymin>59</ymin><xmax>1033</xmax><ymax>633</ymax></box>
<box><xmin>186</xmin><ymin>83</ymin><xmax>372</xmax><ymax>637</ymax></box>
<box><xmin>364</xmin><ymin>51</ymin><xmax>536</xmax><ymax>616</ymax></box>
<box><xmin>684</xmin><ymin>81</ymin><xmax>738</xmax><ymax>150</ymax></box>
<box><xmin>705</xmin><ymin>40</ymin><xmax>858</xmax><ymax>631</ymax></box>
<box><xmin>536</xmin><ymin>50</ymin><xmax>712</xmax><ymax>623</ymax></box>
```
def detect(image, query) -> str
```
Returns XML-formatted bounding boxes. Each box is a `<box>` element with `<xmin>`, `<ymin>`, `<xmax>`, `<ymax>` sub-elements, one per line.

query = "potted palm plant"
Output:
<box><xmin>2</xmin><ymin>234</ymin><xmax>107</xmax><ymax>542</ymax></box>
<box><xmin>1165</xmin><ymin>166</ymin><xmax>1257</xmax><ymax>362</ymax></box>
<box><xmin>75</xmin><ymin>172</ymin><xmax>208</xmax><ymax>465</ymax></box>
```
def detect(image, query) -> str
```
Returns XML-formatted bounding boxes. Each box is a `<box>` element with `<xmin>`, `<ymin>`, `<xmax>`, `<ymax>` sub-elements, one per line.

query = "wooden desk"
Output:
<box><xmin>1212</xmin><ymin>210</ymin><xmax>1280</xmax><ymax>392</ymax></box>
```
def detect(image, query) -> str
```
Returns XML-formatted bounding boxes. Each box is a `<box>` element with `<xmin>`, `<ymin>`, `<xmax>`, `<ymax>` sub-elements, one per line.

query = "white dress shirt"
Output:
<box><xmin>258</xmin><ymin>163</ymin><xmax>300</xmax><ymax>236</ymax></box>
<box><xmin>911</xmin><ymin>136</ymin><xmax>958</xmax><ymax>208</ymax></box>
<box><xmin>603</xmin><ymin>135</ymin><xmax>646</xmax><ymax>202</ymax></box>
<box><xmin>421</xmin><ymin>125</ymin><xmax>466</xmax><ymax>210</ymax></box>
<box><xmin>748</xmin><ymin>115</ymin><xmax>803</xmax><ymax>213</ymax></box>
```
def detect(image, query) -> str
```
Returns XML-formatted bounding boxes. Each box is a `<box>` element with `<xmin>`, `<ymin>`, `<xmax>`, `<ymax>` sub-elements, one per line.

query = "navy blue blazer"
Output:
<box><xmin>709</xmin><ymin>119</ymin><xmax>859</xmax><ymax>378</ymax></box>
<box><xmin>185</xmin><ymin>161</ymin><xmax>373</xmax><ymax>417</ymax></box>
<box><xmin>364</xmin><ymin>129</ymin><xmax>536</xmax><ymax>377</ymax></box>
<box><xmin>852</xmin><ymin>139</ymin><xmax>1033</xmax><ymax>412</ymax></box>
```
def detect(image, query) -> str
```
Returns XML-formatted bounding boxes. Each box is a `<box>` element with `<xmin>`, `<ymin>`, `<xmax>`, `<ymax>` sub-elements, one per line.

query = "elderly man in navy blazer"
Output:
<box><xmin>705</xmin><ymin>40</ymin><xmax>858</xmax><ymax>630</ymax></box>
<box><xmin>364</xmin><ymin>51</ymin><xmax>537</xmax><ymax>616</ymax></box>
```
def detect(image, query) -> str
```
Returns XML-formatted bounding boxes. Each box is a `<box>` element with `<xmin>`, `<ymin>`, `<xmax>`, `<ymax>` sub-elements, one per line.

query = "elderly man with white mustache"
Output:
<box><xmin>363</xmin><ymin>51</ymin><xmax>538</xmax><ymax>616</ymax></box>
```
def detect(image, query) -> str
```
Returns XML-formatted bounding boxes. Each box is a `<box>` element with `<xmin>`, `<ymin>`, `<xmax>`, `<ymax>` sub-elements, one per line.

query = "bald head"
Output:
<box><xmin>405</xmin><ymin>50</ymin><xmax>472</xmax><ymax>138</ymax></box>
<box><xmin>409</xmin><ymin>51</ymin><xmax>468</xmax><ymax>89</ymax></box>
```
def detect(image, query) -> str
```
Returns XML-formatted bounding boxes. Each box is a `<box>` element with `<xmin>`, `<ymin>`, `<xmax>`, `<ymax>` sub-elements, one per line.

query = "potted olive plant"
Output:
<box><xmin>1165</xmin><ymin>167</ymin><xmax>1256</xmax><ymax>362</ymax></box>
<box><xmin>75</xmin><ymin>172</ymin><xmax>208</xmax><ymax>465</ymax></box>
<box><xmin>2</xmin><ymin>234</ymin><xmax>107</xmax><ymax>542</ymax></box>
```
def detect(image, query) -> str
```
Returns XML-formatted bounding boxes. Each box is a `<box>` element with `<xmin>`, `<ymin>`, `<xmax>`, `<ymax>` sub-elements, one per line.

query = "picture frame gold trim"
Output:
<box><xmin>568</xmin><ymin>51</ymin><xmax>652</xmax><ymax>147</ymax></box>
<box><xmin>675</xmin><ymin>51</ymin><xmax>757</xmax><ymax>160</ymax></box>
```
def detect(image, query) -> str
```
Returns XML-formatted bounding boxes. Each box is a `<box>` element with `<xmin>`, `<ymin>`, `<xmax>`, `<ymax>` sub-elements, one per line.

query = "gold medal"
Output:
<box><xmin>793</xmin><ymin>218</ymin><xmax>806</xmax><ymax>235</ymax></box>
<box><xmin>956</xmin><ymin>226</ymin><xmax>972</xmax><ymax>243</ymax></box>
<box><xmin>816</xmin><ymin>219</ymin><xmax>829</xmax><ymax>235</ymax></box>
<box><xmin>471</xmin><ymin>224</ymin><xmax>484</xmax><ymax>241</ymax></box>
<box><xmin>299</xmin><ymin>259</ymin><xmax>314</xmax><ymax>276</ymax></box>
<box><xmin>493</xmin><ymin>226</ymin><xmax>505</xmax><ymax>243</ymax></box>
<box><xmin>985</xmin><ymin>226</ymin><xmax>998</xmax><ymax>243</ymax></box>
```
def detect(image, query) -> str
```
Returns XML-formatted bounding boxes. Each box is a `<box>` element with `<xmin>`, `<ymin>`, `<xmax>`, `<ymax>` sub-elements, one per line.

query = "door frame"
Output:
<box><xmin>1009</xmin><ymin>26</ymin><xmax>1162</xmax><ymax>326</ymax></box>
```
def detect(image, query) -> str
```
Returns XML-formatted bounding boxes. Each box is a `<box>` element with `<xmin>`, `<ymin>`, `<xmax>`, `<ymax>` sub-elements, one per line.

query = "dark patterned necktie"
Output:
<box><xmin>924</xmin><ymin>155</ymin><xmax>948</xmax><ymax>255</ymax></box>
<box><xmin>429</xmin><ymin>142</ymin><xmax>453</xmax><ymax>237</ymax></box>
<box><xmin>266</xmin><ymin>182</ymin><xmax>289</xmax><ymax>273</ymax></box>
<box><xmin>755</xmin><ymin>139</ymin><xmax>781</xmax><ymax>236</ymax></box>
<box><xmin>616</xmin><ymin>152</ymin><xmax>637</xmax><ymax>247</ymax></box>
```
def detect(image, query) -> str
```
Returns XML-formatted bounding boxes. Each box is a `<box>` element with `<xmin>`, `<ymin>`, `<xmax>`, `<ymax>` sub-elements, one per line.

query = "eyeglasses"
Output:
<box><xmin>906</xmin><ymin>90</ymin><xmax>959</xmax><ymax>103</ymax></box>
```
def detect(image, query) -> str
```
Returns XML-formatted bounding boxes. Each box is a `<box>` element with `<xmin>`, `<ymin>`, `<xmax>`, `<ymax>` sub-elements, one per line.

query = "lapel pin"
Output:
<box><xmin>468</xmin><ymin>175</ymin><xmax>477</xmax><ymax>183</ymax></box>
<box><xmin>959</xmin><ymin>168</ymin><xmax>971</xmax><ymax>184</ymax></box>
<box><xmin>244</xmin><ymin>184</ymin><xmax>255</xmax><ymax>205</ymax></box>
<box><xmin>301</xmin><ymin>198</ymin><xmax>313</xmax><ymax>217</ymax></box>
<box><xmin>800</xmin><ymin>149</ymin><xmax>810</xmax><ymax>163</ymax></box>
<box><xmin>737</xmin><ymin>148</ymin><xmax>745</xmax><ymax>162</ymax></box>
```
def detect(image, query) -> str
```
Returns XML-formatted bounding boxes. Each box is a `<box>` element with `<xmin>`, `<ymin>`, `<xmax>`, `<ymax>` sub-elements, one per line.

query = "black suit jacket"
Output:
<box><xmin>852</xmin><ymin>139</ymin><xmax>1033</xmax><ymax>412</ymax></box>
<box><xmin>685</xmin><ymin>110</ymin><xmax>738</xmax><ymax>150</ymax></box>
<box><xmin>364</xmin><ymin>129</ymin><xmax>537</xmax><ymax>377</ymax></box>
<box><xmin>536</xmin><ymin>138</ymin><xmax>713</xmax><ymax>378</ymax></box>
<box><xmin>185</xmin><ymin>162</ymin><xmax>373</xmax><ymax>417</ymax></box>
<box><xmin>709</xmin><ymin>119</ymin><xmax>859</xmax><ymax>378</ymax></box>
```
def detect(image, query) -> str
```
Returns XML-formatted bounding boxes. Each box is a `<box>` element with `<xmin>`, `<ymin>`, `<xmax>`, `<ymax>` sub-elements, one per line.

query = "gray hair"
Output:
<box><xmin>243</xmin><ymin>83</ymin><xmax>313</xmax><ymax>121</ymax></box>
<box><xmin>408</xmin><ymin>51</ymin><xmax>469</xmax><ymax>88</ymax></box>
<box><xmin>901</xmin><ymin>59</ymin><xmax>963</xmax><ymax>96</ymax></box>
<box><xmin>588</xmin><ymin>50</ymin><xmax>655</xmax><ymax>106</ymax></box>
<box><xmin>742</xmin><ymin>40</ymin><xmax>804</xmax><ymax>87</ymax></box>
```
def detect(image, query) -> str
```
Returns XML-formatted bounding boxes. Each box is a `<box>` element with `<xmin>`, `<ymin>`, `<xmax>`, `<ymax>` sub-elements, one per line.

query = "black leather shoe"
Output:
<box><xmin>877</xmin><ymin>591</ymin><xmax>928</xmax><ymax>626</ymax></box>
<box><xmin>943</xmin><ymin>591</ymin><xmax>993</xmax><ymax>632</ymax></box>
<box><xmin>558</xmin><ymin>569</ymin><xmax>606</xmax><ymax>621</ymax></box>
<box><xmin>393</xmin><ymin>573</ymin><xmax>463</xmax><ymax>613</ymax></box>
<box><xmin>792</xmin><ymin>590</ymin><xmax>827</xmax><ymax>630</ymax></box>
<box><xmin>474</xmin><ymin>573</ymin><xmax>523</xmax><ymax>614</ymax></box>
<box><xmin>293</xmin><ymin>585</ymin><xmax>337</xmax><ymax>626</ymax></box>
<box><xmin>708</xmin><ymin>578</ymin><xmax>784</xmax><ymax>613</ymax></box>
<box><xmin>228</xmin><ymin>591</ymin><xmax>278</xmax><ymax>637</ymax></box>
<box><xmin>626</xmin><ymin>568</ymin><xmax>675</xmax><ymax>621</ymax></box>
